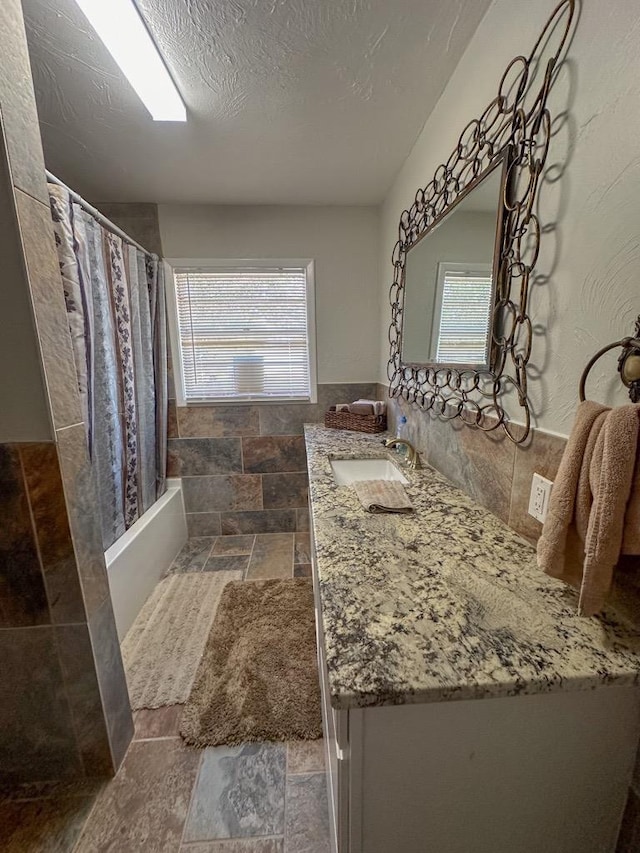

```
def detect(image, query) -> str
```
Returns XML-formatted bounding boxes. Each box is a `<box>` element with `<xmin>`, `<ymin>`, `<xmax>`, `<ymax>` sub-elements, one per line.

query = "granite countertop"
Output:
<box><xmin>303</xmin><ymin>424</ymin><xmax>640</xmax><ymax>711</ymax></box>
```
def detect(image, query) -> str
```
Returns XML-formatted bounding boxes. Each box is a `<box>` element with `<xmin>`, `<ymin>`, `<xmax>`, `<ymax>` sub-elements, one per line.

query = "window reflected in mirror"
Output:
<box><xmin>400</xmin><ymin>160</ymin><xmax>505</xmax><ymax>368</ymax></box>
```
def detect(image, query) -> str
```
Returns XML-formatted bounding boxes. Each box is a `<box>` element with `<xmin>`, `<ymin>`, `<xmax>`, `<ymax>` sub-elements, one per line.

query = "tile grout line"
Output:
<box><xmin>179</xmin><ymin>748</ymin><xmax>205</xmax><ymax>849</ymax></box>
<box><xmin>287</xmin><ymin>768</ymin><xmax>325</xmax><ymax>776</ymax></box>
<box><xmin>201</xmin><ymin>536</ymin><xmax>218</xmax><ymax>572</ymax></box>
<box><xmin>54</xmin><ymin>421</ymin><xmax>86</xmax><ymax>434</ymax></box>
<box><xmin>0</xmin><ymin>620</ymin><xmax>90</xmax><ymax>632</ymax></box>
<box><xmin>13</xmin><ymin>184</ymin><xmax>52</xmax><ymax>209</ymax></box>
<box><xmin>507</xmin><ymin>436</ymin><xmax>519</xmax><ymax>528</ymax></box>
<box><xmin>49</xmin><ymin>623</ymin><xmax>85</xmax><ymax>776</ymax></box>
<box><xmin>180</xmin><ymin>835</ymin><xmax>285</xmax><ymax>850</ymax></box>
<box><xmin>132</xmin><ymin>735</ymin><xmax>182</xmax><ymax>743</ymax></box>
<box><xmin>245</xmin><ymin>534</ymin><xmax>257</xmax><ymax>580</ymax></box>
<box><xmin>70</xmin><ymin>774</ymin><xmax>107</xmax><ymax>853</ymax></box>
<box><xmin>290</xmin><ymin>533</ymin><xmax>295</xmax><ymax>578</ymax></box>
<box><xmin>16</xmin><ymin>446</ymin><xmax>54</xmax><ymax>617</ymax></box>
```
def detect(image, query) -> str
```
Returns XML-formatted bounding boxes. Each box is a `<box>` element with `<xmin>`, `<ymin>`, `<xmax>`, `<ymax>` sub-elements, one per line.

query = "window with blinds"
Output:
<box><xmin>170</xmin><ymin>262</ymin><xmax>315</xmax><ymax>403</ymax></box>
<box><xmin>433</xmin><ymin>263</ymin><xmax>493</xmax><ymax>364</ymax></box>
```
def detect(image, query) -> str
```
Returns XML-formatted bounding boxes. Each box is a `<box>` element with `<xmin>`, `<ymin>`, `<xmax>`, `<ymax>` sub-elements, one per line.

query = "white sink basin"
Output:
<box><xmin>330</xmin><ymin>457</ymin><xmax>408</xmax><ymax>486</ymax></box>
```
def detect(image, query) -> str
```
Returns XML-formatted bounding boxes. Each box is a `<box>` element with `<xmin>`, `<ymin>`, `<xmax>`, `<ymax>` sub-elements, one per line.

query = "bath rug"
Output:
<box><xmin>122</xmin><ymin>571</ymin><xmax>241</xmax><ymax>710</ymax></box>
<box><xmin>180</xmin><ymin>577</ymin><xmax>323</xmax><ymax>747</ymax></box>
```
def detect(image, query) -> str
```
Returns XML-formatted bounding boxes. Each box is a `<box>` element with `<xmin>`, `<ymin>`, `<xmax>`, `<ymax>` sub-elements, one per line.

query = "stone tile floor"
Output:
<box><xmin>0</xmin><ymin>533</ymin><xmax>329</xmax><ymax>852</ymax></box>
<box><xmin>168</xmin><ymin>533</ymin><xmax>312</xmax><ymax>580</ymax></box>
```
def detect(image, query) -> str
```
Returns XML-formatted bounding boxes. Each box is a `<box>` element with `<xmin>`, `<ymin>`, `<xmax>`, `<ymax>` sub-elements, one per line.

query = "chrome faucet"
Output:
<box><xmin>384</xmin><ymin>437</ymin><xmax>422</xmax><ymax>470</ymax></box>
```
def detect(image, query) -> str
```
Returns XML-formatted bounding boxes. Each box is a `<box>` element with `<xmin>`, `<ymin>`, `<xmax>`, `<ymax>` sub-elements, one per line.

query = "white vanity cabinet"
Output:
<box><xmin>303</xmin><ymin>426</ymin><xmax>640</xmax><ymax>853</ymax></box>
<box><xmin>310</xmin><ymin>529</ymin><xmax>639</xmax><ymax>853</ymax></box>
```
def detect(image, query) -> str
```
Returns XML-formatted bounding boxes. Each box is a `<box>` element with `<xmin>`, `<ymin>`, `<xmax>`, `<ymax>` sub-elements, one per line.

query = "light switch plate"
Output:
<box><xmin>528</xmin><ymin>473</ymin><xmax>553</xmax><ymax>523</ymax></box>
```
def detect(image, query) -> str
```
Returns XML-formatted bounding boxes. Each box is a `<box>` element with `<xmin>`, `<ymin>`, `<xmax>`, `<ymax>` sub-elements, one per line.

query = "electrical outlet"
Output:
<box><xmin>528</xmin><ymin>473</ymin><xmax>553</xmax><ymax>523</ymax></box>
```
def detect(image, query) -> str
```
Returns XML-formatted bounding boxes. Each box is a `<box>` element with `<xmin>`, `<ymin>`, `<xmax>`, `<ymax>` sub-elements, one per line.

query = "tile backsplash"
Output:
<box><xmin>377</xmin><ymin>384</ymin><xmax>567</xmax><ymax>545</ymax></box>
<box><xmin>171</xmin><ymin>381</ymin><xmax>568</xmax><ymax>545</ymax></box>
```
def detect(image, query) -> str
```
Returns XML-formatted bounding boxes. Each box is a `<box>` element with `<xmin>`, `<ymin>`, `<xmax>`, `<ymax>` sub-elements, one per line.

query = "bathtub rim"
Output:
<box><xmin>104</xmin><ymin>477</ymin><xmax>182</xmax><ymax>566</ymax></box>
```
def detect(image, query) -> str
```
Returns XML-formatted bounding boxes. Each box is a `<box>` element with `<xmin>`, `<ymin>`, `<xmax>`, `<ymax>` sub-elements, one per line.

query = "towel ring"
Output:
<box><xmin>579</xmin><ymin>316</ymin><xmax>640</xmax><ymax>403</ymax></box>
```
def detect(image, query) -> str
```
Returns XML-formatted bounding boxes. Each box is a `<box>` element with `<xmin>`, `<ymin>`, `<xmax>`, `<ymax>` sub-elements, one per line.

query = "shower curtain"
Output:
<box><xmin>48</xmin><ymin>184</ymin><xmax>168</xmax><ymax>550</ymax></box>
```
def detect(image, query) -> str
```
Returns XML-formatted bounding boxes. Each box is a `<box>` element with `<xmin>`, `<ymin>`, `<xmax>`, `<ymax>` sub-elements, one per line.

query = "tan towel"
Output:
<box><xmin>623</xmin><ymin>442</ymin><xmax>640</xmax><ymax>554</ymax></box>
<box><xmin>537</xmin><ymin>401</ymin><xmax>640</xmax><ymax>615</ymax></box>
<box><xmin>574</xmin><ymin>409</ymin><xmax>608</xmax><ymax>542</ymax></box>
<box><xmin>348</xmin><ymin>403</ymin><xmax>375</xmax><ymax>415</ymax></box>
<box><xmin>537</xmin><ymin>400</ymin><xmax>608</xmax><ymax>586</ymax></box>
<box><xmin>353</xmin><ymin>399</ymin><xmax>387</xmax><ymax>416</ymax></box>
<box><xmin>353</xmin><ymin>479</ymin><xmax>414</xmax><ymax>514</ymax></box>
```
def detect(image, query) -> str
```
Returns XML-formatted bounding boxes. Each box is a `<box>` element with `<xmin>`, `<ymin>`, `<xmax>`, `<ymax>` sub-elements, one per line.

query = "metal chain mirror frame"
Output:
<box><xmin>387</xmin><ymin>0</ymin><xmax>576</xmax><ymax>444</ymax></box>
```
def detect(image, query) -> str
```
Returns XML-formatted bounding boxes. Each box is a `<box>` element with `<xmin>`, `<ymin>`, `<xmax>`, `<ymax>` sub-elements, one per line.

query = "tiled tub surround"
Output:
<box><xmin>0</xmin><ymin>0</ymin><xmax>132</xmax><ymax>784</ymax></box>
<box><xmin>169</xmin><ymin>382</ymin><xmax>377</xmax><ymax>536</ymax></box>
<box><xmin>0</xmin><ymin>441</ymin><xmax>127</xmax><ymax>784</ymax></box>
<box><xmin>303</xmin><ymin>424</ymin><xmax>640</xmax><ymax>711</ymax></box>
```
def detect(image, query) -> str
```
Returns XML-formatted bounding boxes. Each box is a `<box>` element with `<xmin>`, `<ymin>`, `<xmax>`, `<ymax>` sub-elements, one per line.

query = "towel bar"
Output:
<box><xmin>579</xmin><ymin>316</ymin><xmax>640</xmax><ymax>403</ymax></box>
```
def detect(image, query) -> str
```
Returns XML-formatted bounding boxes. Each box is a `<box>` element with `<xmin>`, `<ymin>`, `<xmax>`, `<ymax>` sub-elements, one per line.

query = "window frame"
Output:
<box><xmin>165</xmin><ymin>258</ymin><xmax>317</xmax><ymax>406</ymax></box>
<box><xmin>430</xmin><ymin>261</ymin><xmax>494</xmax><ymax>366</ymax></box>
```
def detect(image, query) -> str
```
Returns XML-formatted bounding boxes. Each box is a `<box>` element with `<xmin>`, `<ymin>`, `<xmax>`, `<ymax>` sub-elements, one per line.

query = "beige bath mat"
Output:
<box><xmin>122</xmin><ymin>571</ymin><xmax>241</xmax><ymax>710</ymax></box>
<box><xmin>180</xmin><ymin>578</ymin><xmax>323</xmax><ymax>747</ymax></box>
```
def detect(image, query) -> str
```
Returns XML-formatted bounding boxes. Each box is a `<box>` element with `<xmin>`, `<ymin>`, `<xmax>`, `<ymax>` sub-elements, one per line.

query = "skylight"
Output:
<box><xmin>73</xmin><ymin>0</ymin><xmax>187</xmax><ymax>122</ymax></box>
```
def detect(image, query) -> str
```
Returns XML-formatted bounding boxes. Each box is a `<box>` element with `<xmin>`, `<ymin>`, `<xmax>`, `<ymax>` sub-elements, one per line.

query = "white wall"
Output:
<box><xmin>379</xmin><ymin>0</ymin><xmax>640</xmax><ymax>436</ymax></box>
<box><xmin>159</xmin><ymin>204</ymin><xmax>379</xmax><ymax>384</ymax></box>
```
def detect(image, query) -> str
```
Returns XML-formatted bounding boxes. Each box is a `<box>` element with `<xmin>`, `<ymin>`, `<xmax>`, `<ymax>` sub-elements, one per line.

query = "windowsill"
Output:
<box><xmin>177</xmin><ymin>396</ymin><xmax>317</xmax><ymax>407</ymax></box>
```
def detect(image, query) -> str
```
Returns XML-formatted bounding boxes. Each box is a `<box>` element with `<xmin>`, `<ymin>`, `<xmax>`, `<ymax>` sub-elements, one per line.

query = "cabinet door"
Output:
<box><xmin>310</xmin><ymin>502</ymin><xmax>350</xmax><ymax>852</ymax></box>
<box><xmin>318</xmin><ymin>633</ymin><xmax>349</xmax><ymax>853</ymax></box>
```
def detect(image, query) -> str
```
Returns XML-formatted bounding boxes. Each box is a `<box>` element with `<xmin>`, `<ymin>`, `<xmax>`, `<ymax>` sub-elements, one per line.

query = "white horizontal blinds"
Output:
<box><xmin>436</xmin><ymin>269</ymin><xmax>493</xmax><ymax>364</ymax></box>
<box><xmin>174</xmin><ymin>266</ymin><xmax>311</xmax><ymax>401</ymax></box>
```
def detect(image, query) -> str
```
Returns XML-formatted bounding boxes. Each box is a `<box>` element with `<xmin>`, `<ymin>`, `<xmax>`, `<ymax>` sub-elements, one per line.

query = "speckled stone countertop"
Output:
<box><xmin>304</xmin><ymin>424</ymin><xmax>640</xmax><ymax>711</ymax></box>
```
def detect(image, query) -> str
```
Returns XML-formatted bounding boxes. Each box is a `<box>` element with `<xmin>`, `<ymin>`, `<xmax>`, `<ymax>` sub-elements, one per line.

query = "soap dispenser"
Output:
<box><xmin>396</xmin><ymin>415</ymin><xmax>409</xmax><ymax>460</ymax></box>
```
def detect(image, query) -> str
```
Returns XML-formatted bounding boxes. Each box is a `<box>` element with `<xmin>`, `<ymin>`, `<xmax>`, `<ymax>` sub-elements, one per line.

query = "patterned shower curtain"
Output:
<box><xmin>48</xmin><ymin>184</ymin><xmax>168</xmax><ymax>550</ymax></box>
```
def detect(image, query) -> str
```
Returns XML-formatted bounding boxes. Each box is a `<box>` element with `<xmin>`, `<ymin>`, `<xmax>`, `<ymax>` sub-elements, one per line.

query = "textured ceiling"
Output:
<box><xmin>23</xmin><ymin>0</ymin><xmax>490</xmax><ymax>204</ymax></box>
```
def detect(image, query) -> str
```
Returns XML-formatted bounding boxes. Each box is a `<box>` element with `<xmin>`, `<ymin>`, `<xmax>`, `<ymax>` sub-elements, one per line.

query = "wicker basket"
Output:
<box><xmin>324</xmin><ymin>406</ymin><xmax>387</xmax><ymax>434</ymax></box>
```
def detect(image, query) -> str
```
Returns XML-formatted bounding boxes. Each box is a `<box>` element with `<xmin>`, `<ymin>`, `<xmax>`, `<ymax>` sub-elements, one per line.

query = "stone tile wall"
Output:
<box><xmin>0</xmin><ymin>439</ymin><xmax>124</xmax><ymax>782</ymax></box>
<box><xmin>377</xmin><ymin>384</ymin><xmax>567</xmax><ymax>545</ymax></box>
<box><xmin>169</xmin><ymin>383</ymin><xmax>377</xmax><ymax>536</ymax></box>
<box><xmin>0</xmin><ymin>0</ymin><xmax>132</xmax><ymax>784</ymax></box>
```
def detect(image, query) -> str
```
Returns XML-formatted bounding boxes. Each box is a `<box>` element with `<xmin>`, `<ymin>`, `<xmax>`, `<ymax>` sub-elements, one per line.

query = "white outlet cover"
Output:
<box><xmin>528</xmin><ymin>473</ymin><xmax>554</xmax><ymax>524</ymax></box>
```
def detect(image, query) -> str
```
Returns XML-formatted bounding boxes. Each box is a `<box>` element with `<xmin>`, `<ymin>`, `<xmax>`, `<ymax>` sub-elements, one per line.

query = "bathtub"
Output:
<box><xmin>105</xmin><ymin>478</ymin><xmax>188</xmax><ymax>641</ymax></box>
